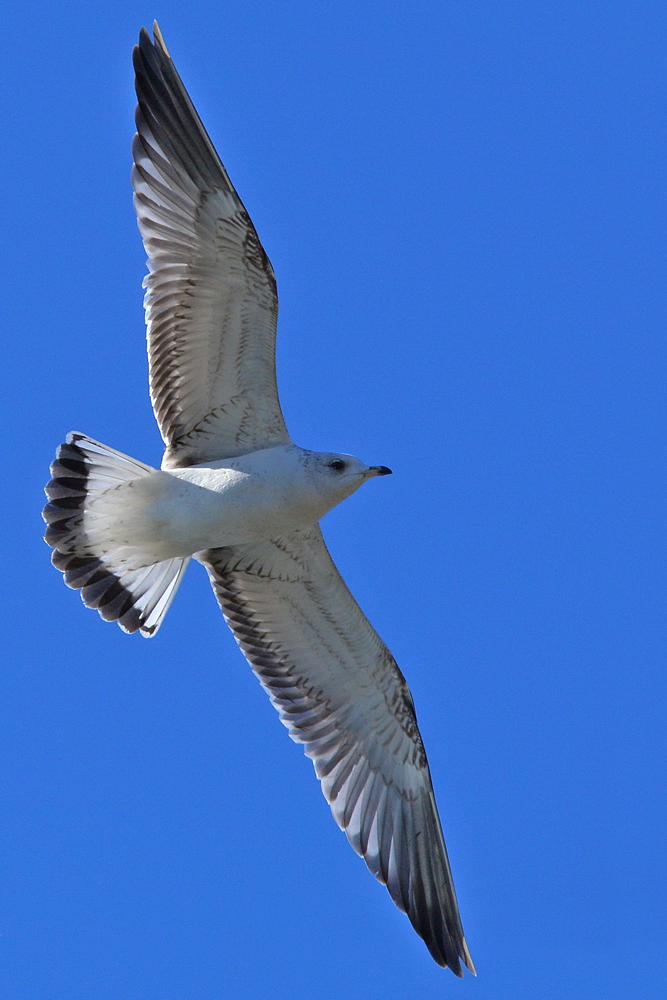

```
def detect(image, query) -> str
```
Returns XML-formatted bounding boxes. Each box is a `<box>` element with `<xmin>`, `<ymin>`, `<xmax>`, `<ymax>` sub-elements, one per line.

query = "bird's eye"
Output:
<box><xmin>328</xmin><ymin>460</ymin><xmax>346</xmax><ymax>472</ymax></box>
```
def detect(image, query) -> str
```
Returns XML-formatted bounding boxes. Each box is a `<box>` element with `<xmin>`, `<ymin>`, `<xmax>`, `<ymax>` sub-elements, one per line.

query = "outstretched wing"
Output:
<box><xmin>132</xmin><ymin>24</ymin><xmax>291</xmax><ymax>469</ymax></box>
<box><xmin>200</xmin><ymin>526</ymin><xmax>475</xmax><ymax>976</ymax></box>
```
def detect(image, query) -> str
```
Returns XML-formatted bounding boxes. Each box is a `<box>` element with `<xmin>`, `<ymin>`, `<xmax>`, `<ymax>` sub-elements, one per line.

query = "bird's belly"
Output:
<box><xmin>83</xmin><ymin>469</ymin><xmax>321</xmax><ymax>568</ymax></box>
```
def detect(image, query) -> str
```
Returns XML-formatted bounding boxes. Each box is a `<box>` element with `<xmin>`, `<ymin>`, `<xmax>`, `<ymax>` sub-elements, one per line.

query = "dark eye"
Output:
<box><xmin>328</xmin><ymin>460</ymin><xmax>346</xmax><ymax>472</ymax></box>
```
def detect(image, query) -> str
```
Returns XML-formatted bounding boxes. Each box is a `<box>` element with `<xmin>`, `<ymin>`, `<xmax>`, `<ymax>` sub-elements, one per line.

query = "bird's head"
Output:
<box><xmin>304</xmin><ymin>450</ymin><xmax>392</xmax><ymax>506</ymax></box>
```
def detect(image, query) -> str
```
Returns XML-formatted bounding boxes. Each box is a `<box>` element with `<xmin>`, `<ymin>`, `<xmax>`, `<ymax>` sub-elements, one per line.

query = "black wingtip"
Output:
<box><xmin>152</xmin><ymin>20</ymin><xmax>169</xmax><ymax>55</ymax></box>
<box><xmin>136</xmin><ymin>21</ymin><xmax>169</xmax><ymax>60</ymax></box>
<box><xmin>462</xmin><ymin>939</ymin><xmax>477</xmax><ymax>976</ymax></box>
<box><xmin>134</xmin><ymin>26</ymin><xmax>151</xmax><ymax>69</ymax></box>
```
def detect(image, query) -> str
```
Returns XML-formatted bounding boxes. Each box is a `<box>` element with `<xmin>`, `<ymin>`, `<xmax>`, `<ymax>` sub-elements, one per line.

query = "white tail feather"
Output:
<box><xmin>43</xmin><ymin>432</ymin><xmax>189</xmax><ymax>636</ymax></box>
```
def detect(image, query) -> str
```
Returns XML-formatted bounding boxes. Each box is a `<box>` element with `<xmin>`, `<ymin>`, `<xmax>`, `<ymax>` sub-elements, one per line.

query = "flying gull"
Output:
<box><xmin>43</xmin><ymin>23</ymin><xmax>475</xmax><ymax>976</ymax></box>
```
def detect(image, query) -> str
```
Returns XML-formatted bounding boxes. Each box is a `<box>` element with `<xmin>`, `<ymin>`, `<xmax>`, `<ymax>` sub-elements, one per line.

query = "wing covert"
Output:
<box><xmin>132</xmin><ymin>24</ymin><xmax>291</xmax><ymax>468</ymax></box>
<box><xmin>200</xmin><ymin>525</ymin><xmax>475</xmax><ymax>975</ymax></box>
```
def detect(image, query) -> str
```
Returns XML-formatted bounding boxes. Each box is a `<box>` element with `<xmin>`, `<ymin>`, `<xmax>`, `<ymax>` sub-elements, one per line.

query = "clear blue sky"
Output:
<box><xmin>2</xmin><ymin>2</ymin><xmax>665</xmax><ymax>997</ymax></box>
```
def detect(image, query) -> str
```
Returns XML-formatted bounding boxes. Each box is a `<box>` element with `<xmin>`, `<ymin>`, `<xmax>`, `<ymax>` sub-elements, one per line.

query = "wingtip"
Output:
<box><xmin>152</xmin><ymin>20</ymin><xmax>171</xmax><ymax>58</ymax></box>
<box><xmin>136</xmin><ymin>23</ymin><xmax>169</xmax><ymax>58</ymax></box>
<box><xmin>462</xmin><ymin>938</ymin><xmax>477</xmax><ymax>976</ymax></box>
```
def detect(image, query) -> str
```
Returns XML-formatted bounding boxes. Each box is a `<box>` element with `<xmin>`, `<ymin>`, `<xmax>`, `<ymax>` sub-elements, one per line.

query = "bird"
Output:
<box><xmin>42</xmin><ymin>22</ymin><xmax>475</xmax><ymax>976</ymax></box>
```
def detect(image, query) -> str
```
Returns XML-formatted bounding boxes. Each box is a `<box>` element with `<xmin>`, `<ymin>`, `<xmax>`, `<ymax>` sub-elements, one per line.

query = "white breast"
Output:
<box><xmin>83</xmin><ymin>445</ymin><xmax>336</xmax><ymax>568</ymax></box>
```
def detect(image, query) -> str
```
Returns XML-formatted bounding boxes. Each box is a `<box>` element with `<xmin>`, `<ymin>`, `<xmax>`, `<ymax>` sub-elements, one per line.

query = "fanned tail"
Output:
<box><xmin>43</xmin><ymin>432</ymin><xmax>189</xmax><ymax>636</ymax></box>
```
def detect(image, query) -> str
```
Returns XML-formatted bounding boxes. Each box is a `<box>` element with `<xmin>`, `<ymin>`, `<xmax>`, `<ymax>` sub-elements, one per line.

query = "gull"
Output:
<box><xmin>42</xmin><ymin>23</ymin><xmax>475</xmax><ymax>976</ymax></box>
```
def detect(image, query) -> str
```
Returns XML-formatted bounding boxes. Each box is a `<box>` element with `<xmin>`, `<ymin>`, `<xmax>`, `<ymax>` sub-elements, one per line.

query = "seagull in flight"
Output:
<box><xmin>43</xmin><ymin>23</ymin><xmax>475</xmax><ymax>976</ymax></box>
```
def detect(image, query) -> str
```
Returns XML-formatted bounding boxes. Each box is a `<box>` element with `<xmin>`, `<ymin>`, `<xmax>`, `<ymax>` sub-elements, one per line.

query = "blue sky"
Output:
<box><xmin>2</xmin><ymin>1</ymin><xmax>666</xmax><ymax>997</ymax></box>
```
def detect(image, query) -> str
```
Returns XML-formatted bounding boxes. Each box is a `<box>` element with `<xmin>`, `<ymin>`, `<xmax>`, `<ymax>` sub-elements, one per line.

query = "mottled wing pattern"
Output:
<box><xmin>200</xmin><ymin>525</ymin><xmax>475</xmax><ymax>975</ymax></box>
<box><xmin>132</xmin><ymin>24</ymin><xmax>291</xmax><ymax>469</ymax></box>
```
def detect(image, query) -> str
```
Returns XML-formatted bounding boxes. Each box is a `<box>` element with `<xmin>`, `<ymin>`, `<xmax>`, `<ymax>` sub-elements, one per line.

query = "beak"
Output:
<box><xmin>366</xmin><ymin>465</ymin><xmax>392</xmax><ymax>477</ymax></box>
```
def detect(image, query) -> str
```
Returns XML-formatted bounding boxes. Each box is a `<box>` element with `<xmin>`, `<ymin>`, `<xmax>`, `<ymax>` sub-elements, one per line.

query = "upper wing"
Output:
<box><xmin>132</xmin><ymin>24</ymin><xmax>291</xmax><ymax>469</ymax></box>
<box><xmin>200</xmin><ymin>525</ymin><xmax>475</xmax><ymax>976</ymax></box>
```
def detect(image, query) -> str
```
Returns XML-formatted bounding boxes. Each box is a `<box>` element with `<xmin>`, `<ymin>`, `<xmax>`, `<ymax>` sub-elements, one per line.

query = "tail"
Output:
<box><xmin>43</xmin><ymin>432</ymin><xmax>189</xmax><ymax>636</ymax></box>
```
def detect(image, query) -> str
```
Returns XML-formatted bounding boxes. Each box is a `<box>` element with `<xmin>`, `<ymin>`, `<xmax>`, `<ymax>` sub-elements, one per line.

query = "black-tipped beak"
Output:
<box><xmin>367</xmin><ymin>465</ymin><xmax>392</xmax><ymax>476</ymax></box>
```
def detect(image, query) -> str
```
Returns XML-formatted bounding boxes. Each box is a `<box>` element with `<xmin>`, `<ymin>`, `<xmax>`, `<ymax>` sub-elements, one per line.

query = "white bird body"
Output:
<box><xmin>82</xmin><ymin>444</ymin><xmax>372</xmax><ymax>567</ymax></box>
<box><xmin>42</xmin><ymin>22</ymin><xmax>475</xmax><ymax>976</ymax></box>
